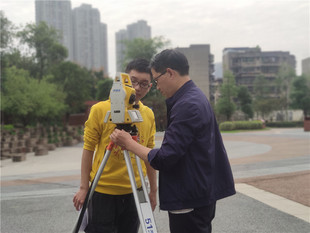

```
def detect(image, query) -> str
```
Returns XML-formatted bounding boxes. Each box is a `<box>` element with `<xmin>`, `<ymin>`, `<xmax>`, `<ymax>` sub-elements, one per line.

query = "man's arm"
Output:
<box><xmin>110</xmin><ymin>129</ymin><xmax>151</xmax><ymax>161</ymax></box>
<box><xmin>144</xmin><ymin>161</ymin><xmax>157</xmax><ymax>211</ymax></box>
<box><xmin>110</xmin><ymin>129</ymin><xmax>157</xmax><ymax>210</ymax></box>
<box><xmin>73</xmin><ymin>149</ymin><xmax>94</xmax><ymax>211</ymax></box>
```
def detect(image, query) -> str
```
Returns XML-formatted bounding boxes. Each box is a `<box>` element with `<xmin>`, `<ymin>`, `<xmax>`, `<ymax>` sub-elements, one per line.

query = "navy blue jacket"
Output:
<box><xmin>148</xmin><ymin>80</ymin><xmax>235</xmax><ymax>211</ymax></box>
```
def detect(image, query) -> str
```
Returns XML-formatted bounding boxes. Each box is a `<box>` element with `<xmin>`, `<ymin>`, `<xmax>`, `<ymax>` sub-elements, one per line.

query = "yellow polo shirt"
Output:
<box><xmin>83</xmin><ymin>100</ymin><xmax>156</xmax><ymax>195</ymax></box>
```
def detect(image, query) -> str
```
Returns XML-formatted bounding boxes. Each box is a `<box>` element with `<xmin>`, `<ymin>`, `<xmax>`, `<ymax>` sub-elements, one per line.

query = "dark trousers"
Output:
<box><xmin>85</xmin><ymin>191</ymin><xmax>139</xmax><ymax>233</ymax></box>
<box><xmin>168</xmin><ymin>202</ymin><xmax>216</xmax><ymax>233</ymax></box>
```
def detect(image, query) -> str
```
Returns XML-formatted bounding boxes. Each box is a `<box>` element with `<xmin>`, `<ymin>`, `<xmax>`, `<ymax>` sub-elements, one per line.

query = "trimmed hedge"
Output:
<box><xmin>266</xmin><ymin>121</ymin><xmax>303</xmax><ymax>128</ymax></box>
<box><xmin>219</xmin><ymin>121</ymin><xmax>264</xmax><ymax>131</ymax></box>
<box><xmin>219</xmin><ymin>122</ymin><xmax>235</xmax><ymax>131</ymax></box>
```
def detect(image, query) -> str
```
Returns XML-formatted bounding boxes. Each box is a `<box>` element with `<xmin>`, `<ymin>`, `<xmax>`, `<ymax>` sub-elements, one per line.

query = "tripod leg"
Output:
<box><xmin>123</xmin><ymin>150</ymin><xmax>157</xmax><ymax>233</ymax></box>
<box><xmin>72</xmin><ymin>142</ymin><xmax>114</xmax><ymax>233</ymax></box>
<box><xmin>135</xmin><ymin>155</ymin><xmax>152</xmax><ymax>206</ymax></box>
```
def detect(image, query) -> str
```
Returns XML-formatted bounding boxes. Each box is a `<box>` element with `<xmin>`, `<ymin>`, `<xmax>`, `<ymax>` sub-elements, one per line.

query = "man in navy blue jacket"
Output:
<box><xmin>110</xmin><ymin>49</ymin><xmax>236</xmax><ymax>233</ymax></box>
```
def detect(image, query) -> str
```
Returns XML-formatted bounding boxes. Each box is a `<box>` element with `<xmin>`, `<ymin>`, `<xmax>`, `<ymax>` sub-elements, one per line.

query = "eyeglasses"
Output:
<box><xmin>153</xmin><ymin>70</ymin><xmax>167</xmax><ymax>84</ymax></box>
<box><xmin>131</xmin><ymin>79</ymin><xmax>151</xmax><ymax>89</ymax></box>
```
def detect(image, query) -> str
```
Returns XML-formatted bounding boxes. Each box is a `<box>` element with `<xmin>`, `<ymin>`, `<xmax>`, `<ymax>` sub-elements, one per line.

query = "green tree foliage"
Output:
<box><xmin>237</xmin><ymin>86</ymin><xmax>254</xmax><ymax>119</ymax></box>
<box><xmin>0</xmin><ymin>11</ymin><xmax>17</xmax><ymax>78</ymax></box>
<box><xmin>1</xmin><ymin>66</ymin><xmax>67</xmax><ymax>126</ymax></box>
<box><xmin>0</xmin><ymin>11</ymin><xmax>14</xmax><ymax>50</ymax></box>
<box><xmin>2</xmin><ymin>49</ymin><xmax>38</xmax><ymax>76</ymax></box>
<box><xmin>253</xmin><ymin>75</ymin><xmax>276</xmax><ymax>119</ymax></box>
<box><xmin>215</xmin><ymin>70</ymin><xmax>237</xmax><ymax>120</ymax></box>
<box><xmin>50</xmin><ymin>61</ymin><xmax>93</xmax><ymax>114</ymax></box>
<box><xmin>142</xmin><ymin>94</ymin><xmax>167</xmax><ymax>131</ymax></box>
<box><xmin>96</xmin><ymin>78</ymin><xmax>113</xmax><ymax>101</ymax></box>
<box><xmin>120</xmin><ymin>36</ymin><xmax>170</xmax><ymax>130</ymax></box>
<box><xmin>1</xmin><ymin>14</ymin><xmax>101</xmax><ymax>127</ymax></box>
<box><xmin>253</xmin><ymin>75</ymin><xmax>270</xmax><ymax>97</ymax></box>
<box><xmin>0</xmin><ymin>13</ymin><xmax>37</xmax><ymax>84</ymax></box>
<box><xmin>253</xmin><ymin>98</ymin><xmax>276</xmax><ymax>120</ymax></box>
<box><xmin>17</xmin><ymin>22</ymin><xmax>67</xmax><ymax>81</ymax></box>
<box><xmin>275</xmin><ymin>65</ymin><xmax>296</xmax><ymax>120</ymax></box>
<box><xmin>91</xmin><ymin>70</ymin><xmax>106</xmax><ymax>99</ymax></box>
<box><xmin>122</xmin><ymin>36</ymin><xmax>170</xmax><ymax>71</ymax></box>
<box><xmin>290</xmin><ymin>75</ymin><xmax>310</xmax><ymax>117</ymax></box>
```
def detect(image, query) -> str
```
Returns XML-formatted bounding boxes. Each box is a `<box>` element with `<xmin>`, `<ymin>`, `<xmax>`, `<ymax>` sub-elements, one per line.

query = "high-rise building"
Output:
<box><xmin>302</xmin><ymin>57</ymin><xmax>310</xmax><ymax>75</ymax></box>
<box><xmin>176</xmin><ymin>44</ymin><xmax>214</xmax><ymax>100</ymax></box>
<box><xmin>35</xmin><ymin>1</ymin><xmax>108</xmax><ymax>74</ymax></box>
<box><xmin>126</xmin><ymin>20</ymin><xmax>151</xmax><ymax>40</ymax></box>
<box><xmin>222</xmin><ymin>47</ymin><xmax>296</xmax><ymax>94</ymax></box>
<box><xmin>115</xmin><ymin>20</ymin><xmax>151</xmax><ymax>72</ymax></box>
<box><xmin>35</xmin><ymin>0</ymin><xmax>74</xmax><ymax>60</ymax></box>
<box><xmin>100</xmin><ymin>23</ymin><xmax>108</xmax><ymax>75</ymax></box>
<box><xmin>72</xmin><ymin>4</ymin><xmax>108</xmax><ymax>73</ymax></box>
<box><xmin>115</xmin><ymin>29</ymin><xmax>128</xmax><ymax>73</ymax></box>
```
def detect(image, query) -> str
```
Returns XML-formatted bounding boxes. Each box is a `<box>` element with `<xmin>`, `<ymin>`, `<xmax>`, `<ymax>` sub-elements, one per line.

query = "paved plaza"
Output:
<box><xmin>1</xmin><ymin>128</ymin><xmax>309</xmax><ymax>232</ymax></box>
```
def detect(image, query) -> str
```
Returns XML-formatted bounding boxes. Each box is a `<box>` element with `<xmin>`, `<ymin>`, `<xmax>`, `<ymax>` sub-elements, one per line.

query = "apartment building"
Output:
<box><xmin>72</xmin><ymin>4</ymin><xmax>108</xmax><ymax>73</ymax></box>
<box><xmin>302</xmin><ymin>57</ymin><xmax>310</xmax><ymax>75</ymax></box>
<box><xmin>35</xmin><ymin>0</ymin><xmax>108</xmax><ymax>74</ymax></box>
<box><xmin>35</xmin><ymin>0</ymin><xmax>74</xmax><ymax>60</ymax></box>
<box><xmin>115</xmin><ymin>29</ymin><xmax>129</xmax><ymax>73</ymax></box>
<box><xmin>115</xmin><ymin>20</ymin><xmax>151</xmax><ymax>72</ymax></box>
<box><xmin>176</xmin><ymin>44</ymin><xmax>214</xmax><ymax>100</ymax></box>
<box><xmin>126</xmin><ymin>20</ymin><xmax>151</xmax><ymax>40</ymax></box>
<box><xmin>222</xmin><ymin>47</ymin><xmax>296</xmax><ymax>94</ymax></box>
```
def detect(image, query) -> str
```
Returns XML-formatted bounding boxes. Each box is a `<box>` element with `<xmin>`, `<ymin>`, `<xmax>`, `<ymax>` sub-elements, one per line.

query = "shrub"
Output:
<box><xmin>1</xmin><ymin>124</ymin><xmax>15</xmax><ymax>134</ymax></box>
<box><xmin>219</xmin><ymin>122</ymin><xmax>235</xmax><ymax>131</ymax></box>
<box><xmin>219</xmin><ymin>121</ymin><xmax>263</xmax><ymax>131</ymax></box>
<box><xmin>266</xmin><ymin>121</ymin><xmax>303</xmax><ymax>128</ymax></box>
<box><xmin>2</xmin><ymin>124</ymin><xmax>14</xmax><ymax>130</ymax></box>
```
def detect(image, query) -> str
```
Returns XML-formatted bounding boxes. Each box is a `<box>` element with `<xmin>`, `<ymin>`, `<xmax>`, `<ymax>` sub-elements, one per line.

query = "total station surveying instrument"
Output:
<box><xmin>72</xmin><ymin>73</ymin><xmax>158</xmax><ymax>233</ymax></box>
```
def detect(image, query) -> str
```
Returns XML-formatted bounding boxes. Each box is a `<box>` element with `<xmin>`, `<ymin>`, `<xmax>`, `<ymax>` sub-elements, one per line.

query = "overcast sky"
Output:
<box><xmin>1</xmin><ymin>0</ymin><xmax>309</xmax><ymax>76</ymax></box>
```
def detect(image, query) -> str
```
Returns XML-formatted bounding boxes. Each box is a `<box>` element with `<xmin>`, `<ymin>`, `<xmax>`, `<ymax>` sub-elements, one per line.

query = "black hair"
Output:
<box><xmin>125</xmin><ymin>58</ymin><xmax>151</xmax><ymax>74</ymax></box>
<box><xmin>150</xmin><ymin>49</ymin><xmax>189</xmax><ymax>76</ymax></box>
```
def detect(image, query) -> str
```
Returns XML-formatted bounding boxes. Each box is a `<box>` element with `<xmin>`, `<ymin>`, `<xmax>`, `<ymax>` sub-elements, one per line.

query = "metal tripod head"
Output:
<box><xmin>115</xmin><ymin>124</ymin><xmax>138</xmax><ymax>137</ymax></box>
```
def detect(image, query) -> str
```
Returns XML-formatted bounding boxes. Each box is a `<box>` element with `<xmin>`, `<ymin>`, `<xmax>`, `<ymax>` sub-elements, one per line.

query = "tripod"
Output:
<box><xmin>73</xmin><ymin>124</ymin><xmax>157</xmax><ymax>233</ymax></box>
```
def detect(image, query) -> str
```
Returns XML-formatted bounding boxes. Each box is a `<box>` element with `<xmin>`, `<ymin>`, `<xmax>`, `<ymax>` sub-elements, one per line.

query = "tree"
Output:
<box><xmin>17</xmin><ymin>22</ymin><xmax>67</xmax><ymax>81</ymax></box>
<box><xmin>90</xmin><ymin>70</ymin><xmax>107</xmax><ymax>99</ymax></box>
<box><xmin>0</xmin><ymin>11</ymin><xmax>18</xmax><ymax>79</ymax></box>
<box><xmin>2</xmin><ymin>49</ymin><xmax>38</xmax><ymax>76</ymax></box>
<box><xmin>275</xmin><ymin>65</ymin><xmax>296</xmax><ymax>120</ymax></box>
<box><xmin>50</xmin><ymin>61</ymin><xmax>93</xmax><ymax>115</ymax></box>
<box><xmin>0</xmin><ymin>14</ymin><xmax>36</xmax><ymax>83</ymax></box>
<box><xmin>290</xmin><ymin>75</ymin><xmax>310</xmax><ymax>118</ymax></box>
<box><xmin>96</xmin><ymin>78</ymin><xmax>113</xmax><ymax>101</ymax></box>
<box><xmin>215</xmin><ymin>70</ymin><xmax>237</xmax><ymax>120</ymax></box>
<box><xmin>122</xmin><ymin>36</ymin><xmax>170</xmax><ymax>70</ymax></box>
<box><xmin>142</xmin><ymin>94</ymin><xmax>167</xmax><ymax>131</ymax></box>
<box><xmin>27</xmin><ymin>75</ymin><xmax>67</xmax><ymax>124</ymax></box>
<box><xmin>120</xmin><ymin>36</ymin><xmax>170</xmax><ymax>130</ymax></box>
<box><xmin>253</xmin><ymin>75</ymin><xmax>276</xmax><ymax>119</ymax></box>
<box><xmin>1</xmin><ymin>66</ymin><xmax>67</xmax><ymax>126</ymax></box>
<box><xmin>0</xmin><ymin>11</ymin><xmax>14</xmax><ymax>51</ymax></box>
<box><xmin>237</xmin><ymin>86</ymin><xmax>253</xmax><ymax>119</ymax></box>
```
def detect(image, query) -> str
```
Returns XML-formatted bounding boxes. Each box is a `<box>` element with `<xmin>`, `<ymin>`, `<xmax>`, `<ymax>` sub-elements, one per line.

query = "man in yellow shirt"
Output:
<box><xmin>73</xmin><ymin>59</ymin><xmax>157</xmax><ymax>233</ymax></box>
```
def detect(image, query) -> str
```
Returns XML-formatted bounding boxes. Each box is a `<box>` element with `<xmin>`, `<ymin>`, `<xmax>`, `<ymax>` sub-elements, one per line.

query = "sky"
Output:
<box><xmin>1</xmin><ymin>0</ymin><xmax>309</xmax><ymax>76</ymax></box>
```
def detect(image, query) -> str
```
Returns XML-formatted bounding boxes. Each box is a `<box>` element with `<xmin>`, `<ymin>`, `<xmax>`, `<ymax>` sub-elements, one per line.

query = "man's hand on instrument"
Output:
<box><xmin>110</xmin><ymin>129</ymin><xmax>133</xmax><ymax>150</ymax></box>
<box><xmin>111</xmin><ymin>129</ymin><xmax>151</xmax><ymax>162</ymax></box>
